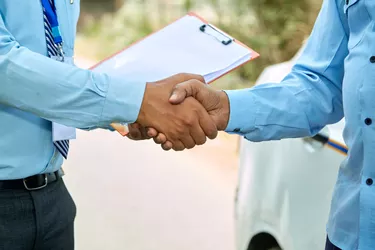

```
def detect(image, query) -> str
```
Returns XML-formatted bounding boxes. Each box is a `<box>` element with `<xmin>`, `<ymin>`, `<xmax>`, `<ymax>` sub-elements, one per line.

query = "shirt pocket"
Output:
<box><xmin>344</xmin><ymin>0</ymin><xmax>371</xmax><ymax>50</ymax></box>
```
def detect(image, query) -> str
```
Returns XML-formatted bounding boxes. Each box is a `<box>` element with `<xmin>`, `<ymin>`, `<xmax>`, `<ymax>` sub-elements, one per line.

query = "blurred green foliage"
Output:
<box><xmin>77</xmin><ymin>0</ymin><xmax>322</xmax><ymax>89</ymax></box>
<box><xmin>220</xmin><ymin>0</ymin><xmax>322</xmax><ymax>81</ymax></box>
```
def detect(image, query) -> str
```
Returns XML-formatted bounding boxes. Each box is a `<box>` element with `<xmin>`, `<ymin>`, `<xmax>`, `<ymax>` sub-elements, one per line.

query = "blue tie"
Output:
<box><xmin>42</xmin><ymin>0</ymin><xmax>70</xmax><ymax>159</ymax></box>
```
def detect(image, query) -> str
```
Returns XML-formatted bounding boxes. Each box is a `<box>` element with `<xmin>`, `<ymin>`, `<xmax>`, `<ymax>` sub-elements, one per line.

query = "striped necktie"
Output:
<box><xmin>42</xmin><ymin>0</ymin><xmax>70</xmax><ymax>159</ymax></box>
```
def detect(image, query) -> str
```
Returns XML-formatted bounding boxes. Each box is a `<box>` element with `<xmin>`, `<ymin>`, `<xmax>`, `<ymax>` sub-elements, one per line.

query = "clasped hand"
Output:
<box><xmin>128</xmin><ymin>73</ymin><xmax>230</xmax><ymax>151</ymax></box>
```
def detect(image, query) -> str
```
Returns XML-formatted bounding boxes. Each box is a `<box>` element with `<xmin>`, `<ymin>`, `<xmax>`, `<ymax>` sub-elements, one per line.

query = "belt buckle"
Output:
<box><xmin>23</xmin><ymin>174</ymin><xmax>48</xmax><ymax>191</ymax></box>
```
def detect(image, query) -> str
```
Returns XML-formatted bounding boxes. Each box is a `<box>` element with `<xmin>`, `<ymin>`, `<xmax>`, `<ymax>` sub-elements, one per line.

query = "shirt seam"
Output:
<box><xmin>250</xmin><ymin>90</ymin><xmax>261</xmax><ymax>131</ymax></box>
<box><xmin>98</xmin><ymin>79</ymin><xmax>111</xmax><ymax>126</ymax></box>
<box><xmin>322</xmin><ymin>37</ymin><xmax>346</xmax><ymax>74</ymax></box>
<box><xmin>336</xmin><ymin>0</ymin><xmax>349</xmax><ymax>40</ymax></box>
<box><xmin>297</xmin><ymin>35</ymin><xmax>346</xmax><ymax>133</ymax></box>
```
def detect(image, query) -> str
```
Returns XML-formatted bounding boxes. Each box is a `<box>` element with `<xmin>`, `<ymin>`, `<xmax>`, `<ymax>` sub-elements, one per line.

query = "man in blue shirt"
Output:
<box><xmin>143</xmin><ymin>0</ymin><xmax>375</xmax><ymax>249</ymax></box>
<box><xmin>0</xmin><ymin>1</ymin><xmax>218</xmax><ymax>249</ymax></box>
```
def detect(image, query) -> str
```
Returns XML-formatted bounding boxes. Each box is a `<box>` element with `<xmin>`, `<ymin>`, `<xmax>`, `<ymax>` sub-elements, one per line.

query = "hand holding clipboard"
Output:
<box><xmin>91</xmin><ymin>12</ymin><xmax>259</xmax><ymax>136</ymax></box>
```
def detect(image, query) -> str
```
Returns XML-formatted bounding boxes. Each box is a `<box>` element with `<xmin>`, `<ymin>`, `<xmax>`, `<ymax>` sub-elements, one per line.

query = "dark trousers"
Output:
<box><xmin>325</xmin><ymin>237</ymin><xmax>341</xmax><ymax>250</ymax></box>
<box><xmin>0</xmin><ymin>178</ymin><xmax>76</xmax><ymax>250</ymax></box>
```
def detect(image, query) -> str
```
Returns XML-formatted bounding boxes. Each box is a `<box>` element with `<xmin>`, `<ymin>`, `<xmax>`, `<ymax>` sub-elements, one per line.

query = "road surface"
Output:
<box><xmin>62</xmin><ymin>58</ymin><xmax>240</xmax><ymax>250</ymax></box>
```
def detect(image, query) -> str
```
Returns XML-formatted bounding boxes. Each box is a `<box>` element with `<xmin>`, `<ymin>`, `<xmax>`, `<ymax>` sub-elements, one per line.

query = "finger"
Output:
<box><xmin>128</xmin><ymin>123</ymin><xmax>141</xmax><ymax>140</ymax></box>
<box><xmin>189</xmin><ymin>119</ymin><xmax>207</xmax><ymax>146</ymax></box>
<box><xmin>169</xmin><ymin>79</ymin><xmax>205</xmax><ymax>104</ymax></box>
<box><xmin>146</xmin><ymin>127</ymin><xmax>158</xmax><ymax>137</ymax></box>
<box><xmin>198</xmin><ymin>109</ymin><xmax>218</xmax><ymax>140</ymax></box>
<box><xmin>153</xmin><ymin>133</ymin><xmax>167</xmax><ymax>144</ymax></box>
<box><xmin>161</xmin><ymin>141</ymin><xmax>173</xmax><ymax>151</ymax></box>
<box><xmin>172</xmin><ymin>140</ymin><xmax>186</xmax><ymax>151</ymax></box>
<box><xmin>179</xmin><ymin>134</ymin><xmax>196</xmax><ymax>150</ymax></box>
<box><xmin>139</xmin><ymin>126</ymin><xmax>151</xmax><ymax>139</ymax></box>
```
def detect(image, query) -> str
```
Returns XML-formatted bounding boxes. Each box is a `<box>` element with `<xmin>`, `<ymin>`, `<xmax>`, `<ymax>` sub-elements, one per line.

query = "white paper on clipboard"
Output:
<box><xmin>91</xmin><ymin>12</ymin><xmax>259</xmax><ymax>136</ymax></box>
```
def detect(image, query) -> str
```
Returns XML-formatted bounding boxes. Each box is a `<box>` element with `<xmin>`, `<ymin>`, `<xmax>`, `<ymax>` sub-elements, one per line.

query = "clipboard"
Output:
<box><xmin>90</xmin><ymin>12</ymin><xmax>259</xmax><ymax>136</ymax></box>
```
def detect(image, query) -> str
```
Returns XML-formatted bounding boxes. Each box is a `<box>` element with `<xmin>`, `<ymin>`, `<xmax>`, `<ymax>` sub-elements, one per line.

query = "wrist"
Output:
<box><xmin>217</xmin><ymin>90</ymin><xmax>230</xmax><ymax>131</ymax></box>
<box><xmin>136</xmin><ymin>82</ymin><xmax>155</xmax><ymax>125</ymax></box>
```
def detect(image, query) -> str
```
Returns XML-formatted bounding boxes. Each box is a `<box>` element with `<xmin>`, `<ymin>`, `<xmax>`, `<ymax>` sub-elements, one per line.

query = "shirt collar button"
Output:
<box><xmin>365</xmin><ymin>118</ymin><xmax>372</xmax><ymax>125</ymax></box>
<box><xmin>366</xmin><ymin>178</ymin><xmax>373</xmax><ymax>186</ymax></box>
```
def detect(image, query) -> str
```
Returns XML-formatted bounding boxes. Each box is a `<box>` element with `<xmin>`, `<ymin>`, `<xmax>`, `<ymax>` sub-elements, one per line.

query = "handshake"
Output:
<box><xmin>127</xmin><ymin>73</ymin><xmax>230</xmax><ymax>151</ymax></box>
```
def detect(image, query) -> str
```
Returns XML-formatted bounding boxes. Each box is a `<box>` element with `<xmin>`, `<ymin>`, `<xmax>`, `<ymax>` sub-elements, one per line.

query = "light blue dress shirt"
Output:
<box><xmin>226</xmin><ymin>0</ymin><xmax>375</xmax><ymax>249</ymax></box>
<box><xmin>0</xmin><ymin>1</ymin><xmax>146</xmax><ymax>179</ymax></box>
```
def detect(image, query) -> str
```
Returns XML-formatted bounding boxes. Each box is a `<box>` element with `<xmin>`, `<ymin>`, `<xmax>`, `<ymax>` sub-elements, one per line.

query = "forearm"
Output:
<box><xmin>225</xmin><ymin>72</ymin><xmax>343</xmax><ymax>141</ymax></box>
<box><xmin>0</xmin><ymin>39</ymin><xmax>145</xmax><ymax>130</ymax></box>
<box><xmin>224</xmin><ymin>0</ymin><xmax>348</xmax><ymax>142</ymax></box>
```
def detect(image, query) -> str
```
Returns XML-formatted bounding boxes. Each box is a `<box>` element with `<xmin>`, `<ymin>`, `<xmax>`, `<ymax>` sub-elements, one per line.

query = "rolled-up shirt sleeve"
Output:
<box><xmin>0</xmin><ymin>13</ymin><xmax>146</xmax><ymax>130</ymax></box>
<box><xmin>224</xmin><ymin>0</ymin><xmax>348</xmax><ymax>142</ymax></box>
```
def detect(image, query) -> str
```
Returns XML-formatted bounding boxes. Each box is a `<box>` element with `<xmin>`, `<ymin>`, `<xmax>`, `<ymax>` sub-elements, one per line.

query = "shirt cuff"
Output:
<box><xmin>224</xmin><ymin>89</ymin><xmax>257</xmax><ymax>134</ymax></box>
<box><xmin>100</xmin><ymin>75</ymin><xmax>147</xmax><ymax>126</ymax></box>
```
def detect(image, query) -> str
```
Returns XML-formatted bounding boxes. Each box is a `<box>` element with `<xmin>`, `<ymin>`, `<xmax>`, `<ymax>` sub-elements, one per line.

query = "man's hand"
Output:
<box><xmin>151</xmin><ymin>80</ymin><xmax>230</xmax><ymax>150</ymax></box>
<box><xmin>127</xmin><ymin>124</ymin><xmax>173</xmax><ymax>149</ymax></box>
<box><xmin>126</xmin><ymin>123</ymin><xmax>152</xmax><ymax>141</ymax></box>
<box><xmin>135</xmin><ymin>74</ymin><xmax>218</xmax><ymax>151</ymax></box>
<box><xmin>169</xmin><ymin>79</ymin><xmax>230</xmax><ymax>130</ymax></box>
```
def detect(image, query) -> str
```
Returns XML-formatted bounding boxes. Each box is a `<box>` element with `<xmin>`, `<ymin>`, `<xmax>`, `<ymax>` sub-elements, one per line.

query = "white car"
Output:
<box><xmin>234</xmin><ymin>49</ymin><xmax>347</xmax><ymax>250</ymax></box>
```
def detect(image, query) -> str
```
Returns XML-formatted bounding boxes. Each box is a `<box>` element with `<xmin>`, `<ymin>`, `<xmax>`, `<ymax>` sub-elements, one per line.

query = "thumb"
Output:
<box><xmin>169</xmin><ymin>79</ymin><xmax>203</xmax><ymax>104</ymax></box>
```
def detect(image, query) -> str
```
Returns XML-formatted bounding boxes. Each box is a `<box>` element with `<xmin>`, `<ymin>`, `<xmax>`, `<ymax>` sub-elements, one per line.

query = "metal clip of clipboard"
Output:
<box><xmin>199</xmin><ymin>24</ymin><xmax>234</xmax><ymax>45</ymax></box>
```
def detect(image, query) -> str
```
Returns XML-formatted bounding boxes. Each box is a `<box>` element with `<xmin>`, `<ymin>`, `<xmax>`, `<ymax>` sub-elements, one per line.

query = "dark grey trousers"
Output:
<box><xmin>325</xmin><ymin>237</ymin><xmax>341</xmax><ymax>250</ymax></box>
<box><xmin>0</xmin><ymin>178</ymin><xmax>76</xmax><ymax>250</ymax></box>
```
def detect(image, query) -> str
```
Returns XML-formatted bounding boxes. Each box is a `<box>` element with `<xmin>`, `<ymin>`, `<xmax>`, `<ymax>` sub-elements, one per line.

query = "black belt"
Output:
<box><xmin>0</xmin><ymin>169</ymin><xmax>64</xmax><ymax>191</ymax></box>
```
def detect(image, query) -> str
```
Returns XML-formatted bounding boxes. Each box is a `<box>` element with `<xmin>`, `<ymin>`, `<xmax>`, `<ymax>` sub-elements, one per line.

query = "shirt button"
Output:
<box><xmin>346</xmin><ymin>0</ymin><xmax>349</xmax><ymax>4</ymax></box>
<box><xmin>365</xmin><ymin>118</ymin><xmax>372</xmax><ymax>125</ymax></box>
<box><xmin>370</xmin><ymin>56</ymin><xmax>375</xmax><ymax>63</ymax></box>
<box><xmin>366</xmin><ymin>178</ymin><xmax>373</xmax><ymax>186</ymax></box>
<box><xmin>234</xmin><ymin>128</ymin><xmax>241</xmax><ymax>133</ymax></box>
